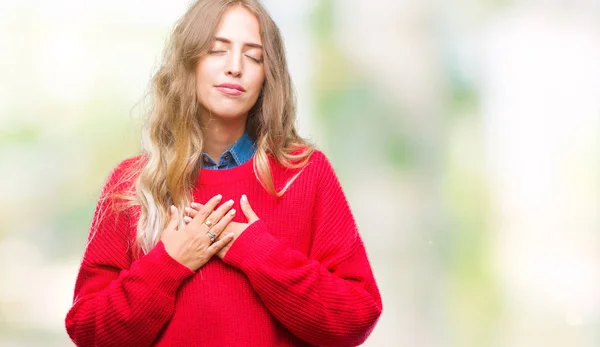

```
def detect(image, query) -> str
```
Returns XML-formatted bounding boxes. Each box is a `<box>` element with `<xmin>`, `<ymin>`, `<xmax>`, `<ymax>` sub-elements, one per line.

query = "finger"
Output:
<box><xmin>164</xmin><ymin>205</ymin><xmax>179</xmax><ymax>234</ymax></box>
<box><xmin>189</xmin><ymin>194</ymin><xmax>222</xmax><ymax>227</ymax></box>
<box><xmin>240</xmin><ymin>194</ymin><xmax>259</xmax><ymax>223</ymax></box>
<box><xmin>207</xmin><ymin>232</ymin><xmax>235</xmax><ymax>255</ymax></box>
<box><xmin>185</xmin><ymin>204</ymin><xmax>203</xmax><ymax>217</ymax></box>
<box><xmin>203</xmin><ymin>199</ymin><xmax>235</xmax><ymax>236</ymax></box>
<box><xmin>184</xmin><ymin>207</ymin><xmax>199</xmax><ymax>218</ymax></box>
<box><xmin>183</xmin><ymin>216</ymin><xmax>193</xmax><ymax>224</ymax></box>
<box><xmin>207</xmin><ymin>207</ymin><xmax>236</xmax><ymax>239</ymax></box>
<box><xmin>191</xmin><ymin>202</ymin><xmax>204</xmax><ymax>210</ymax></box>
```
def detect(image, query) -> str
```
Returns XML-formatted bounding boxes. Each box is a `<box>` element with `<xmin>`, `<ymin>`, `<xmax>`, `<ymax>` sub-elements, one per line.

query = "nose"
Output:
<box><xmin>225</xmin><ymin>51</ymin><xmax>243</xmax><ymax>78</ymax></box>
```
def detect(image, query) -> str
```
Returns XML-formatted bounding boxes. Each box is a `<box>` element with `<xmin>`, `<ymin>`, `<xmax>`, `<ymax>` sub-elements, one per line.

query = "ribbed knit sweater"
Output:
<box><xmin>65</xmin><ymin>150</ymin><xmax>382</xmax><ymax>346</ymax></box>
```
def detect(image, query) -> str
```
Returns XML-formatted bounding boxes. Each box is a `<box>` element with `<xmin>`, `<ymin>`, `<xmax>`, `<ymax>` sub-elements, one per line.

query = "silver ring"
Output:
<box><xmin>206</xmin><ymin>231</ymin><xmax>217</xmax><ymax>243</ymax></box>
<box><xmin>204</xmin><ymin>219</ymin><xmax>214</xmax><ymax>228</ymax></box>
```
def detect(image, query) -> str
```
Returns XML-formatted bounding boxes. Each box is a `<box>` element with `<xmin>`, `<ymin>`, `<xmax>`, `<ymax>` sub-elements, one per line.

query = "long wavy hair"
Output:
<box><xmin>103</xmin><ymin>0</ymin><xmax>314</xmax><ymax>255</ymax></box>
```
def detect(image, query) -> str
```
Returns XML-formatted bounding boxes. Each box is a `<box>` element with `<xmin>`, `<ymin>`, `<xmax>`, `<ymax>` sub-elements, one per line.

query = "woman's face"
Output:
<box><xmin>195</xmin><ymin>6</ymin><xmax>265</xmax><ymax>120</ymax></box>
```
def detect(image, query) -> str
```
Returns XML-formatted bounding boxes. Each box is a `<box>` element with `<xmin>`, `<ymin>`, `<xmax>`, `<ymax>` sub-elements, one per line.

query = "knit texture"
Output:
<box><xmin>65</xmin><ymin>150</ymin><xmax>382</xmax><ymax>346</ymax></box>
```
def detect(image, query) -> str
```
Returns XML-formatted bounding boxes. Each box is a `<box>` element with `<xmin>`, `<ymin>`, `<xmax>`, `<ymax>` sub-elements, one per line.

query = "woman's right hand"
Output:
<box><xmin>160</xmin><ymin>194</ymin><xmax>236</xmax><ymax>271</ymax></box>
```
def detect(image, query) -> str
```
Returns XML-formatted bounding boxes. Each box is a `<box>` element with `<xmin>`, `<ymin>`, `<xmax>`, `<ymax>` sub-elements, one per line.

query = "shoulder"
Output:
<box><xmin>119</xmin><ymin>154</ymin><xmax>146</xmax><ymax>173</ymax></box>
<box><xmin>107</xmin><ymin>154</ymin><xmax>145</xmax><ymax>181</ymax></box>
<box><xmin>306</xmin><ymin>149</ymin><xmax>338</xmax><ymax>178</ymax></box>
<box><xmin>267</xmin><ymin>148</ymin><xmax>338</xmax><ymax>191</ymax></box>
<box><xmin>111</xmin><ymin>154</ymin><xmax>145</xmax><ymax>173</ymax></box>
<box><xmin>308</xmin><ymin>149</ymin><xmax>330</xmax><ymax>165</ymax></box>
<box><xmin>282</xmin><ymin>148</ymin><xmax>341</xmax><ymax>190</ymax></box>
<box><xmin>101</xmin><ymin>154</ymin><xmax>146</xmax><ymax>195</ymax></box>
<box><xmin>273</xmin><ymin>147</ymin><xmax>333</xmax><ymax>174</ymax></box>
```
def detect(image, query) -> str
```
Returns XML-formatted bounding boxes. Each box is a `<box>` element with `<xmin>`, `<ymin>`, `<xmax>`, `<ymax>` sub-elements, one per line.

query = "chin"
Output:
<box><xmin>207</xmin><ymin>105</ymin><xmax>251</xmax><ymax>119</ymax></box>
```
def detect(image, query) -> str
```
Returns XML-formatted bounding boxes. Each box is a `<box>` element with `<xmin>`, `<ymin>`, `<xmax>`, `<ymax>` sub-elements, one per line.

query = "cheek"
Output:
<box><xmin>195</xmin><ymin>65</ymin><xmax>214</xmax><ymax>101</ymax></box>
<box><xmin>248</xmin><ymin>69</ymin><xmax>265</xmax><ymax>94</ymax></box>
<box><xmin>195</xmin><ymin>64</ymin><xmax>208</xmax><ymax>85</ymax></box>
<box><xmin>195</xmin><ymin>59</ymin><xmax>220</xmax><ymax>83</ymax></box>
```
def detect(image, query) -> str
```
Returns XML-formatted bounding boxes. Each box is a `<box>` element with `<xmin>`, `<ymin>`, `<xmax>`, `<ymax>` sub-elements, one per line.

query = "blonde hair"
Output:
<box><xmin>103</xmin><ymin>0</ymin><xmax>313</xmax><ymax>255</ymax></box>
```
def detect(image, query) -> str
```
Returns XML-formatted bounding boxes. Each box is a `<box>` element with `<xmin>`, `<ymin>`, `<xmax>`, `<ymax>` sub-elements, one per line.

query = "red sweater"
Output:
<box><xmin>66</xmin><ymin>150</ymin><xmax>382</xmax><ymax>346</ymax></box>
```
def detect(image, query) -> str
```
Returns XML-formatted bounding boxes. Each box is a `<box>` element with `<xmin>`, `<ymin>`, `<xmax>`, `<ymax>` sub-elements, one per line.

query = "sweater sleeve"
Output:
<box><xmin>65</xmin><ymin>160</ymin><xmax>195</xmax><ymax>347</ymax></box>
<box><xmin>223</xmin><ymin>153</ymin><xmax>383</xmax><ymax>346</ymax></box>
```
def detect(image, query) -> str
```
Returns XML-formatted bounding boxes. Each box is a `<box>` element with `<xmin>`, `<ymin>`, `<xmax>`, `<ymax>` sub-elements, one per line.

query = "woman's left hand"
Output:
<box><xmin>184</xmin><ymin>194</ymin><xmax>259</xmax><ymax>259</ymax></box>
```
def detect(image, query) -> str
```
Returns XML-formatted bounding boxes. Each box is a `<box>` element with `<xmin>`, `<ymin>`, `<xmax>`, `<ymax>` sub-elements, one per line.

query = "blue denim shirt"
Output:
<box><xmin>201</xmin><ymin>131</ymin><xmax>256</xmax><ymax>170</ymax></box>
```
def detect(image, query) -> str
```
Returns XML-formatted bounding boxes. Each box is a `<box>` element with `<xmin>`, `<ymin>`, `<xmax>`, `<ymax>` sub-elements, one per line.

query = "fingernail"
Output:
<box><xmin>241</xmin><ymin>194</ymin><xmax>248</xmax><ymax>203</ymax></box>
<box><xmin>216</xmin><ymin>194</ymin><xmax>222</xmax><ymax>200</ymax></box>
<box><xmin>229</xmin><ymin>233</ymin><xmax>234</xmax><ymax>237</ymax></box>
<box><xmin>184</xmin><ymin>207</ymin><xmax>191</xmax><ymax>213</ymax></box>
<box><xmin>191</xmin><ymin>202</ymin><xmax>199</xmax><ymax>208</ymax></box>
<box><xmin>229</xmin><ymin>209</ymin><xmax>236</xmax><ymax>215</ymax></box>
<box><xmin>170</xmin><ymin>205</ymin><xmax>176</xmax><ymax>212</ymax></box>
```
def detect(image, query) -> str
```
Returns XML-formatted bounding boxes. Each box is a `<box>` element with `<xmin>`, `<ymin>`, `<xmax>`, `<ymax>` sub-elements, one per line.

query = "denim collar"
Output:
<box><xmin>201</xmin><ymin>131</ymin><xmax>256</xmax><ymax>170</ymax></box>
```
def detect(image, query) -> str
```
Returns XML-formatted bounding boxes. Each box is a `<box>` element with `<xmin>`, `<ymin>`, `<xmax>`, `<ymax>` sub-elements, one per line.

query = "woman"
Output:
<box><xmin>65</xmin><ymin>0</ymin><xmax>382</xmax><ymax>346</ymax></box>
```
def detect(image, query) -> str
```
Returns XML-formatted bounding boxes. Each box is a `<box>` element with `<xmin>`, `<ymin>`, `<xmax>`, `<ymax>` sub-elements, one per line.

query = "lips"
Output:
<box><xmin>215</xmin><ymin>83</ymin><xmax>246</xmax><ymax>96</ymax></box>
<box><xmin>216</xmin><ymin>83</ymin><xmax>246</xmax><ymax>92</ymax></box>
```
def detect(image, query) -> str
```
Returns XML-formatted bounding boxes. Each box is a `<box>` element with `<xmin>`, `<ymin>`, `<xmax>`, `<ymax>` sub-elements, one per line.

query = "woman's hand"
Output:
<box><xmin>184</xmin><ymin>194</ymin><xmax>259</xmax><ymax>259</ymax></box>
<box><xmin>161</xmin><ymin>194</ymin><xmax>236</xmax><ymax>271</ymax></box>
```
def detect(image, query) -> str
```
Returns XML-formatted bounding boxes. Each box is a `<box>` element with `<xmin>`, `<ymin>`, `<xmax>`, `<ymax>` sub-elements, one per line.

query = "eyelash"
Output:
<box><xmin>247</xmin><ymin>56</ymin><xmax>263</xmax><ymax>64</ymax></box>
<box><xmin>208</xmin><ymin>50</ymin><xmax>263</xmax><ymax>64</ymax></box>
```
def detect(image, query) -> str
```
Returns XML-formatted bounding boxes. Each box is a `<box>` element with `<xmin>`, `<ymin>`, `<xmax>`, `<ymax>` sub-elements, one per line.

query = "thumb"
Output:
<box><xmin>240</xmin><ymin>195</ymin><xmax>259</xmax><ymax>223</ymax></box>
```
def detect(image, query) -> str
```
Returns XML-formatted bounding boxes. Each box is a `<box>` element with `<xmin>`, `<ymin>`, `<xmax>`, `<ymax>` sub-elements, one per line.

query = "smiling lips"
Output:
<box><xmin>216</xmin><ymin>83</ymin><xmax>245</xmax><ymax>96</ymax></box>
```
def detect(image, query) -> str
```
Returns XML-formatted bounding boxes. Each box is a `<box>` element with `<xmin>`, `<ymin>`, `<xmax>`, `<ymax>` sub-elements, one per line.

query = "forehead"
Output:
<box><xmin>215</xmin><ymin>6</ymin><xmax>262</xmax><ymax>45</ymax></box>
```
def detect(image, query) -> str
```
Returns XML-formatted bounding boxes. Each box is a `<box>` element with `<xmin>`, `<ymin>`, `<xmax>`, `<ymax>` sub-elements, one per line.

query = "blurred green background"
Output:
<box><xmin>1</xmin><ymin>0</ymin><xmax>599</xmax><ymax>346</ymax></box>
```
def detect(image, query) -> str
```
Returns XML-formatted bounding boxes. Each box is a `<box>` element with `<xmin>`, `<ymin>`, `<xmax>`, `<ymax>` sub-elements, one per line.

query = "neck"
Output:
<box><xmin>201</xmin><ymin>113</ymin><xmax>247</xmax><ymax>161</ymax></box>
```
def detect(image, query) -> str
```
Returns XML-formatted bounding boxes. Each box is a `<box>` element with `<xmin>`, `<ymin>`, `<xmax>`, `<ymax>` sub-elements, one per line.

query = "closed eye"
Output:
<box><xmin>245</xmin><ymin>55</ymin><xmax>263</xmax><ymax>64</ymax></box>
<box><xmin>208</xmin><ymin>50</ymin><xmax>262</xmax><ymax>63</ymax></box>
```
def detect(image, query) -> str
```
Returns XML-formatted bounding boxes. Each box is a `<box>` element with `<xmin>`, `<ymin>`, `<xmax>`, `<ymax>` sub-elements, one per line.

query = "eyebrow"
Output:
<box><xmin>214</xmin><ymin>37</ymin><xmax>263</xmax><ymax>49</ymax></box>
